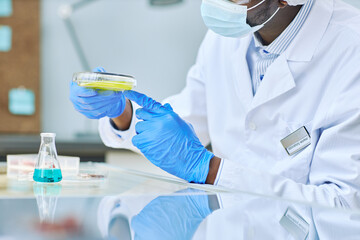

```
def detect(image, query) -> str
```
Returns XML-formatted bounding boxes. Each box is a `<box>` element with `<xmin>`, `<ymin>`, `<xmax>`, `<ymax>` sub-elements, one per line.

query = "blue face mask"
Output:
<box><xmin>201</xmin><ymin>0</ymin><xmax>280</xmax><ymax>38</ymax></box>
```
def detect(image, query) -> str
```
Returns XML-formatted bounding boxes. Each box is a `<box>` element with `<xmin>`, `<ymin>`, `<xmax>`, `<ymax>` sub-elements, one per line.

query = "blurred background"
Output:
<box><xmin>41</xmin><ymin>0</ymin><xmax>207</xmax><ymax>140</ymax></box>
<box><xmin>0</xmin><ymin>0</ymin><xmax>359</xmax><ymax>163</ymax></box>
<box><xmin>0</xmin><ymin>0</ymin><xmax>207</xmax><ymax>162</ymax></box>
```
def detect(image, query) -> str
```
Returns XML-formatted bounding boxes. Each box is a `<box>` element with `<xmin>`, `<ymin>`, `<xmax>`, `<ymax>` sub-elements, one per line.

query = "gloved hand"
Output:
<box><xmin>131</xmin><ymin>189</ymin><xmax>214</xmax><ymax>240</ymax></box>
<box><xmin>124</xmin><ymin>90</ymin><xmax>214</xmax><ymax>184</ymax></box>
<box><xmin>69</xmin><ymin>67</ymin><xmax>127</xmax><ymax>119</ymax></box>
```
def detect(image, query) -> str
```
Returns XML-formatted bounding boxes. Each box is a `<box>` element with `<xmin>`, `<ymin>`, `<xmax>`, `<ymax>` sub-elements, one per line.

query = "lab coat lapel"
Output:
<box><xmin>250</xmin><ymin>54</ymin><xmax>296</xmax><ymax>110</ymax></box>
<box><xmin>231</xmin><ymin>37</ymin><xmax>253</xmax><ymax>111</ymax></box>
<box><xmin>247</xmin><ymin>0</ymin><xmax>333</xmax><ymax>110</ymax></box>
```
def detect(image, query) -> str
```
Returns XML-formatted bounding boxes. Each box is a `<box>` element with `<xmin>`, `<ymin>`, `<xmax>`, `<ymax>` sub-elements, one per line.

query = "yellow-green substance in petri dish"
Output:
<box><xmin>78</xmin><ymin>81</ymin><xmax>134</xmax><ymax>91</ymax></box>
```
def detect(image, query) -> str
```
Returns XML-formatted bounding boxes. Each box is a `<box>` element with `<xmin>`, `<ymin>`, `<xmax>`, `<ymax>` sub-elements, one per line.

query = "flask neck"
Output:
<box><xmin>38</xmin><ymin>135</ymin><xmax>58</xmax><ymax>160</ymax></box>
<box><xmin>41</xmin><ymin>136</ymin><xmax>55</xmax><ymax>145</ymax></box>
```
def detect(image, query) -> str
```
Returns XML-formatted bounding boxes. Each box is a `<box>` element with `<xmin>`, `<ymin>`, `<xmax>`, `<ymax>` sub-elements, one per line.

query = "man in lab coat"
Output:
<box><xmin>70</xmin><ymin>0</ymin><xmax>360</xmax><ymax>208</ymax></box>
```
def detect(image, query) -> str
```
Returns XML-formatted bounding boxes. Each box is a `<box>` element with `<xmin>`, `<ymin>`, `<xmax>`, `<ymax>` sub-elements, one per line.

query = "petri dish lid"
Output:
<box><xmin>73</xmin><ymin>72</ymin><xmax>137</xmax><ymax>91</ymax></box>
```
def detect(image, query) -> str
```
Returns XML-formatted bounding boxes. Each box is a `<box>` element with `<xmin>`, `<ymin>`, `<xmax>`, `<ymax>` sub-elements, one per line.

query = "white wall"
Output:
<box><xmin>41</xmin><ymin>0</ymin><xmax>207</xmax><ymax>141</ymax></box>
<box><xmin>343</xmin><ymin>0</ymin><xmax>360</xmax><ymax>8</ymax></box>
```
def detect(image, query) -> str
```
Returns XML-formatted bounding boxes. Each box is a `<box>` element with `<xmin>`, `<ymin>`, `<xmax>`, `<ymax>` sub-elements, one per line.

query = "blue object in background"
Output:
<box><xmin>0</xmin><ymin>25</ymin><xmax>12</xmax><ymax>52</ymax></box>
<box><xmin>0</xmin><ymin>0</ymin><xmax>12</xmax><ymax>17</ymax></box>
<box><xmin>8</xmin><ymin>88</ymin><xmax>36</xmax><ymax>115</ymax></box>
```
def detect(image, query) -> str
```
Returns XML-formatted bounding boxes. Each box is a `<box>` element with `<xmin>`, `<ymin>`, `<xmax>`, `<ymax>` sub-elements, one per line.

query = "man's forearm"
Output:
<box><xmin>111</xmin><ymin>98</ymin><xmax>133</xmax><ymax>131</ymax></box>
<box><xmin>206</xmin><ymin>156</ymin><xmax>221</xmax><ymax>184</ymax></box>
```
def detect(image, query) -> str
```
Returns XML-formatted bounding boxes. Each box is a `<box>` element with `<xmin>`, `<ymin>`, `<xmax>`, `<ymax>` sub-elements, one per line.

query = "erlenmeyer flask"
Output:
<box><xmin>33</xmin><ymin>133</ymin><xmax>62</xmax><ymax>183</ymax></box>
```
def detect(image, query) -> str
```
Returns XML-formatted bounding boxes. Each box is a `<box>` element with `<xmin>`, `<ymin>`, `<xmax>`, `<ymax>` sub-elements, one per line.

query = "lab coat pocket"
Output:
<box><xmin>274</xmin><ymin>120</ymin><xmax>314</xmax><ymax>182</ymax></box>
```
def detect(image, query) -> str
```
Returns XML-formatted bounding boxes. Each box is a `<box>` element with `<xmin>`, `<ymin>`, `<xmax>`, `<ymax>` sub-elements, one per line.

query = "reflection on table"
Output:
<box><xmin>0</xmin><ymin>163</ymin><xmax>359</xmax><ymax>239</ymax></box>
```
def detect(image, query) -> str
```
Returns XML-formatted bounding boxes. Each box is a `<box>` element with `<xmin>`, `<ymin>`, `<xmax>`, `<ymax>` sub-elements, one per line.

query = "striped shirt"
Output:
<box><xmin>246</xmin><ymin>0</ymin><xmax>314</xmax><ymax>95</ymax></box>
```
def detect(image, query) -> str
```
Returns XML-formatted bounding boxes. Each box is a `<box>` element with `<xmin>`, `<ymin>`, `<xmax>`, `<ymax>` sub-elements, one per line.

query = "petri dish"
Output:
<box><xmin>73</xmin><ymin>72</ymin><xmax>137</xmax><ymax>91</ymax></box>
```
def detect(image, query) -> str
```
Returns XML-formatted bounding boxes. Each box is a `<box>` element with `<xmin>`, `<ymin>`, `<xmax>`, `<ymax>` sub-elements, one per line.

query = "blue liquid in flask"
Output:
<box><xmin>33</xmin><ymin>168</ymin><xmax>62</xmax><ymax>183</ymax></box>
<box><xmin>33</xmin><ymin>133</ymin><xmax>62</xmax><ymax>183</ymax></box>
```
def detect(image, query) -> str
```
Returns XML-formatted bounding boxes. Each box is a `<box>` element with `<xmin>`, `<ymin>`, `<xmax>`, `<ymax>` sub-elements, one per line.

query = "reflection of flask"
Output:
<box><xmin>33</xmin><ymin>133</ymin><xmax>62</xmax><ymax>183</ymax></box>
<box><xmin>33</xmin><ymin>183</ymin><xmax>62</xmax><ymax>223</ymax></box>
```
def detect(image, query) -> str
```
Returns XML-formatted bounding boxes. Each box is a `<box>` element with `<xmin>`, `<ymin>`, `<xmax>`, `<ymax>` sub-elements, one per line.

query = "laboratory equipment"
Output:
<box><xmin>73</xmin><ymin>72</ymin><xmax>137</xmax><ymax>91</ymax></box>
<box><xmin>7</xmin><ymin>154</ymin><xmax>79</xmax><ymax>180</ymax></box>
<box><xmin>33</xmin><ymin>133</ymin><xmax>63</xmax><ymax>183</ymax></box>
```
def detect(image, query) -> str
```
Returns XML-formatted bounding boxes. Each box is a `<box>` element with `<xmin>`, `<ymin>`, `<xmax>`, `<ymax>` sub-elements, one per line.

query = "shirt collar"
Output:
<box><xmin>253</xmin><ymin>0</ymin><xmax>314</xmax><ymax>55</ymax></box>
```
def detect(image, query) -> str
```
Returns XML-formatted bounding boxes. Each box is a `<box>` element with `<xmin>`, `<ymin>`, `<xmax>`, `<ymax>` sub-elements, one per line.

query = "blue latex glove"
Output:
<box><xmin>69</xmin><ymin>67</ymin><xmax>126</xmax><ymax>119</ymax></box>
<box><xmin>131</xmin><ymin>189</ymin><xmax>213</xmax><ymax>240</ymax></box>
<box><xmin>124</xmin><ymin>90</ymin><xmax>214</xmax><ymax>184</ymax></box>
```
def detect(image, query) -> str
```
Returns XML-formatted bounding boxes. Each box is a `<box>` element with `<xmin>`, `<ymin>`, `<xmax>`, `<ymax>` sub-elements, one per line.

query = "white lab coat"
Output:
<box><xmin>99</xmin><ymin>0</ymin><xmax>360</xmax><ymax>208</ymax></box>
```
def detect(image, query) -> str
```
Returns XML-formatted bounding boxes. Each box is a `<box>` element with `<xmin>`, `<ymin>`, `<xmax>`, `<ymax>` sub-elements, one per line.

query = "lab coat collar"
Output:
<box><xmin>230</xmin><ymin>0</ymin><xmax>333</xmax><ymax>110</ymax></box>
<box><xmin>285</xmin><ymin>0</ymin><xmax>334</xmax><ymax>62</ymax></box>
<box><xmin>251</xmin><ymin>54</ymin><xmax>296</xmax><ymax>110</ymax></box>
<box><xmin>231</xmin><ymin>36</ymin><xmax>296</xmax><ymax>111</ymax></box>
<box><xmin>248</xmin><ymin>0</ymin><xmax>333</xmax><ymax>109</ymax></box>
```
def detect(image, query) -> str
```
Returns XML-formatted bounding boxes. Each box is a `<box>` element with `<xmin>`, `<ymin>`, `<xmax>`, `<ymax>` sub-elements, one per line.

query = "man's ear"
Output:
<box><xmin>279</xmin><ymin>0</ymin><xmax>288</xmax><ymax>8</ymax></box>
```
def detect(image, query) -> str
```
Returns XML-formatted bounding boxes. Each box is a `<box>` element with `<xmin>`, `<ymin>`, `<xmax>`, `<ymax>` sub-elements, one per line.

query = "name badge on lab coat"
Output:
<box><xmin>281</xmin><ymin>127</ymin><xmax>311</xmax><ymax>156</ymax></box>
<box><xmin>279</xmin><ymin>207</ymin><xmax>309</xmax><ymax>240</ymax></box>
